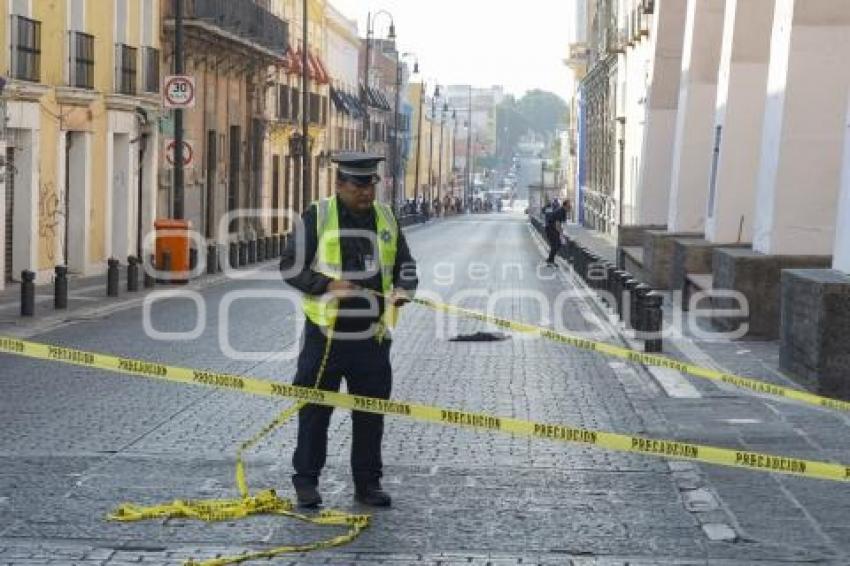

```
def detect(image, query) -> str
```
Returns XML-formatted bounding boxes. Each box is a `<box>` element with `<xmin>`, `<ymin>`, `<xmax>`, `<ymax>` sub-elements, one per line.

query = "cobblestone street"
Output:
<box><xmin>1</xmin><ymin>214</ymin><xmax>849</xmax><ymax>565</ymax></box>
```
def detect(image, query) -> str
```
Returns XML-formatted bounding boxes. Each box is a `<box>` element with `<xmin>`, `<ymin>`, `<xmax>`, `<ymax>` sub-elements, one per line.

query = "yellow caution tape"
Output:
<box><xmin>1</xmin><ymin>335</ymin><xmax>848</xmax><ymax>486</ymax></box>
<box><xmin>410</xmin><ymin>297</ymin><xmax>850</xmax><ymax>414</ymax></box>
<box><xmin>105</xmin><ymin>329</ymin><xmax>371</xmax><ymax>566</ymax></box>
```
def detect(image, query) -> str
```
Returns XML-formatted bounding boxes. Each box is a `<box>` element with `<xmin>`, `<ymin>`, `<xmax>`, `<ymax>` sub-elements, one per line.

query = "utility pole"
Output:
<box><xmin>173</xmin><ymin>0</ymin><xmax>184</xmax><ymax>219</ymax></box>
<box><xmin>437</xmin><ymin>102</ymin><xmax>446</xmax><ymax>206</ymax></box>
<box><xmin>414</xmin><ymin>81</ymin><xmax>424</xmax><ymax>204</ymax></box>
<box><xmin>427</xmin><ymin>85</ymin><xmax>438</xmax><ymax>203</ymax></box>
<box><xmin>465</xmin><ymin>85</ymin><xmax>473</xmax><ymax>205</ymax></box>
<box><xmin>301</xmin><ymin>0</ymin><xmax>310</xmax><ymax>211</ymax></box>
<box><xmin>392</xmin><ymin>53</ymin><xmax>402</xmax><ymax>214</ymax></box>
<box><xmin>362</xmin><ymin>12</ymin><xmax>372</xmax><ymax>150</ymax></box>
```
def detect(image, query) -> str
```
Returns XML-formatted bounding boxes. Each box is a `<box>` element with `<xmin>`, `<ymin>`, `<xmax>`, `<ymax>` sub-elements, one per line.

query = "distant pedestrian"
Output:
<box><xmin>544</xmin><ymin>198</ymin><xmax>566</xmax><ymax>265</ymax></box>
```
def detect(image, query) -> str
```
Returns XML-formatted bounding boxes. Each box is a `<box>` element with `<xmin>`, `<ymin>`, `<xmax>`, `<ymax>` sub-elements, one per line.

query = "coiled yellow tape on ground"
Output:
<box><xmin>1</xmin><ymin>335</ymin><xmax>848</xmax><ymax>486</ymax></box>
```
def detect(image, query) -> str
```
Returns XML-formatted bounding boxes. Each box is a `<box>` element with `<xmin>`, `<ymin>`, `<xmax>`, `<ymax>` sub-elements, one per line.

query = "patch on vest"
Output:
<box><xmin>380</xmin><ymin>228</ymin><xmax>392</xmax><ymax>243</ymax></box>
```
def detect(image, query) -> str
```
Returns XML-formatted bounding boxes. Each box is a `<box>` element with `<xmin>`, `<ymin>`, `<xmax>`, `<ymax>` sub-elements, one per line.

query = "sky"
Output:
<box><xmin>329</xmin><ymin>0</ymin><xmax>576</xmax><ymax>100</ymax></box>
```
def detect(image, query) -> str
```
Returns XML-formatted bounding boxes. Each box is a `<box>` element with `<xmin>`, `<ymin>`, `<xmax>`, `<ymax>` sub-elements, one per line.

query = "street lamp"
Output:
<box><xmin>437</xmin><ymin>101</ymin><xmax>448</xmax><ymax>207</ymax></box>
<box><xmin>362</xmin><ymin>10</ymin><xmax>395</xmax><ymax>151</ymax></box>
<box><xmin>427</xmin><ymin>84</ymin><xmax>441</xmax><ymax>204</ymax></box>
<box><xmin>395</xmin><ymin>52</ymin><xmax>418</xmax><ymax>215</ymax></box>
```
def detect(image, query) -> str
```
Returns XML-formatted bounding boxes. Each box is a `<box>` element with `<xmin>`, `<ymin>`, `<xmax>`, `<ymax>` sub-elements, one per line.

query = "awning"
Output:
<box><xmin>330</xmin><ymin>87</ymin><xmax>348</xmax><ymax>115</ymax></box>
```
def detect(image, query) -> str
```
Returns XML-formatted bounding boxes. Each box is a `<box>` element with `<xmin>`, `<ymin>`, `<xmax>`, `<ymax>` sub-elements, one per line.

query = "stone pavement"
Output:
<box><xmin>0</xmin><ymin>214</ymin><xmax>848</xmax><ymax>565</ymax></box>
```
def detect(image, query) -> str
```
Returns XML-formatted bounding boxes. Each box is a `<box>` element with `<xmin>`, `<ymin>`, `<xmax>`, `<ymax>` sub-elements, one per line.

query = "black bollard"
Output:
<box><xmin>189</xmin><ymin>248</ymin><xmax>198</xmax><ymax>272</ymax></box>
<box><xmin>587</xmin><ymin>253</ymin><xmax>600</xmax><ymax>288</ymax></box>
<box><xmin>612</xmin><ymin>270</ymin><xmax>626</xmax><ymax>316</ymax></box>
<box><xmin>617</xmin><ymin>272</ymin><xmax>633</xmax><ymax>321</ymax></box>
<box><xmin>229</xmin><ymin>242</ymin><xmax>238</xmax><ymax>269</ymax></box>
<box><xmin>576</xmin><ymin>247</ymin><xmax>586</xmax><ymax>279</ymax></box>
<box><xmin>217</xmin><ymin>245</ymin><xmax>225</xmax><ymax>273</ymax></box>
<box><xmin>127</xmin><ymin>256</ymin><xmax>139</xmax><ymax>292</ymax></box>
<box><xmin>600</xmin><ymin>262</ymin><xmax>614</xmax><ymax>305</ymax></box>
<box><xmin>248</xmin><ymin>239</ymin><xmax>256</xmax><ymax>264</ymax></box>
<box><xmin>207</xmin><ymin>244</ymin><xmax>218</xmax><ymax>275</ymax></box>
<box><xmin>107</xmin><ymin>258</ymin><xmax>120</xmax><ymax>297</ymax></box>
<box><xmin>632</xmin><ymin>283</ymin><xmax>651</xmax><ymax>333</ymax></box>
<box><xmin>54</xmin><ymin>265</ymin><xmax>68</xmax><ymax>309</ymax></box>
<box><xmin>239</xmin><ymin>241</ymin><xmax>247</xmax><ymax>266</ymax></box>
<box><xmin>623</xmin><ymin>278</ymin><xmax>638</xmax><ymax>327</ymax></box>
<box><xmin>144</xmin><ymin>254</ymin><xmax>155</xmax><ymax>288</ymax></box>
<box><xmin>643</xmin><ymin>292</ymin><xmax>664</xmax><ymax>353</ymax></box>
<box><xmin>272</xmin><ymin>235</ymin><xmax>280</xmax><ymax>258</ymax></box>
<box><xmin>21</xmin><ymin>270</ymin><xmax>35</xmax><ymax>317</ymax></box>
<box><xmin>257</xmin><ymin>237</ymin><xmax>266</xmax><ymax>262</ymax></box>
<box><xmin>266</xmin><ymin>237</ymin><xmax>273</xmax><ymax>259</ymax></box>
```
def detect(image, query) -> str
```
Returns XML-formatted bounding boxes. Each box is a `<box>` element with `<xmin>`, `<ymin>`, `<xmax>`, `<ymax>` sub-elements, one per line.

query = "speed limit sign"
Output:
<box><xmin>164</xmin><ymin>75</ymin><xmax>196</xmax><ymax>109</ymax></box>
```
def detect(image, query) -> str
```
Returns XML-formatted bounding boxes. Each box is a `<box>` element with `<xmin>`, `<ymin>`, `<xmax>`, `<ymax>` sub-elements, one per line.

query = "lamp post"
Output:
<box><xmin>427</xmin><ymin>84</ymin><xmax>440</xmax><ymax>203</ymax></box>
<box><xmin>465</xmin><ymin>85</ymin><xmax>473</xmax><ymax>207</ymax></box>
<box><xmin>173</xmin><ymin>0</ymin><xmax>184</xmax><ymax>219</ymax></box>
<box><xmin>451</xmin><ymin>109</ymin><xmax>457</xmax><ymax>197</ymax></box>
<box><xmin>396</xmin><ymin>53</ymin><xmax>418</xmax><ymax>215</ymax></box>
<box><xmin>362</xmin><ymin>10</ymin><xmax>395</xmax><ymax>151</ymax></box>
<box><xmin>414</xmin><ymin>80</ymin><xmax>425</xmax><ymax>206</ymax></box>
<box><xmin>301</xmin><ymin>0</ymin><xmax>310</xmax><ymax>213</ymax></box>
<box><xmin>437</xmin><ymin>101</ymin><xmax>448</xmax><ymax>207</ymax></box>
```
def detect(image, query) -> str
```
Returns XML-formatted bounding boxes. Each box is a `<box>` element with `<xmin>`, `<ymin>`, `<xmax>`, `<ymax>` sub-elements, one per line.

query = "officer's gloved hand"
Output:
<box><xmin>389</xmin><ymin>288</ymin><xmax>412</xmax><ymax>307</ymax></box>
<box><xmin>327</xmin><ymin>280</ymin><xmax>361</xmax><ymax>299</ymax></box>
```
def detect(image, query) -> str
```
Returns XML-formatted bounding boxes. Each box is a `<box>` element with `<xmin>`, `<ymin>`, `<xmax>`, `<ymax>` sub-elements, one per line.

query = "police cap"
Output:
<box><xmin>332</xmin><ymin>152</ymin><xmax>385</xmax><ymax>185</ymax></box>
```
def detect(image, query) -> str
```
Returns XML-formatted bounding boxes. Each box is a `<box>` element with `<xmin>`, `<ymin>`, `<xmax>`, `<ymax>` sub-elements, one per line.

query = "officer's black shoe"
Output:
<box><xmin>354</xmin><ymin>483</ymin><xmax>392</xmax><ymax>507</ymax></box>
<box><xmin>294</xmin><ymin>484</ymin><xmax>323</xmax><ymax>508</ymax></box>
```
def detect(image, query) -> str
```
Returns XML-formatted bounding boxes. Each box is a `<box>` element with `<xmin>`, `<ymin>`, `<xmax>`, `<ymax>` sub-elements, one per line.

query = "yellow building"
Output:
<box><xmin>1</xmin><ymin>0</ymin><xmax>161</xmax><ymax>288</ymax></box>
<box><xmin>405</xmin><ymin>81</ymin><xmax>434</xmax><ymax>203</ymax></box>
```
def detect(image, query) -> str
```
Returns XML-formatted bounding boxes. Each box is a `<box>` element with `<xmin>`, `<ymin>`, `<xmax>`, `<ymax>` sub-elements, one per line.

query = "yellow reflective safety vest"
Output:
<box><xmin>302</xmin><ymin>196</ymin><xmax>399</xmax><ymax>331</ymax></box>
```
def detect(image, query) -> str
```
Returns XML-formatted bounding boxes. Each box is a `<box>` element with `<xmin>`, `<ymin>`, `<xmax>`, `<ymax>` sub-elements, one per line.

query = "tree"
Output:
<box><xmin>495</xmin><ymin>90</ymin><xmax>568</xmax><ymax>167</ymax></box>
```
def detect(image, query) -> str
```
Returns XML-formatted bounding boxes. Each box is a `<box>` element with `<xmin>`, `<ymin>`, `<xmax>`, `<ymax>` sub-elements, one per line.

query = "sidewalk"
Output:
<box><xmin>560</xmin><ymin>221</ymin><xmax>805</xmax><ymax>402</ymax></box>
<box><xmin>0</xmin><ymin>219</ymin><xmax>441</xmax><ymax>338</ymax></box>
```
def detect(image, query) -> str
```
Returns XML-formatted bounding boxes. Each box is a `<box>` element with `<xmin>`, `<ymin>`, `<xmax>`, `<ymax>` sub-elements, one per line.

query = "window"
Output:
<box><xmin>68</xmin><ymin>31</ymin><xmax>94</xmax><ymax>89</ymax></box>
<box><xmin>115</xmin><ymin>44</ymin><xmax>137</xmax><ymax>95</ymax></box>
<box><xmin>141</xmin><ymin>47</ymin><xmax>160</xmax><ymax>93</ymax></box>
<box><xmin>279</xmin><ymin>85</ymin><xmax>290</xmax><ymax>121</ymax></box>
<box><xmin>292</xmin><ymin>88</ymin><xmax>300</xmax><ymax>121</ymax></box>
<box><xmin>11</xmin><ymin>16</ymin><xmax>41</xmax><ymax>82</ymax></box>
<box><xmin>309</xmin><ymin>93</ymin><xmax>320</xmax><ymax>124</ymax></box>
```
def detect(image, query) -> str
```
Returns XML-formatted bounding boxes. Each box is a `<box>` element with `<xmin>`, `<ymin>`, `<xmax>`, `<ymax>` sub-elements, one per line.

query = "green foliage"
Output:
<box><xmin>495</xmin><ymin>90</ymin><xmax>568</xmax><ymax>165</ymax></box>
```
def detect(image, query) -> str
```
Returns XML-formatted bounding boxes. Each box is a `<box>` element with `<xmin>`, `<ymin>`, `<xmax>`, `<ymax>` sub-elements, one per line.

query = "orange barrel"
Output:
<box><xmin>154</xmin><ymin>218</ymin><xmax>191</xmax><ymax>281</ymax></box>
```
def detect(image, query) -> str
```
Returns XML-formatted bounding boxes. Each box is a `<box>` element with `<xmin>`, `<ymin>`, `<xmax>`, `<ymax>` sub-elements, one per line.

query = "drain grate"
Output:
<box><xmin>449</xmin><ymin>331</ymin><xmax>511</xmax><ymax>342</ymax></box>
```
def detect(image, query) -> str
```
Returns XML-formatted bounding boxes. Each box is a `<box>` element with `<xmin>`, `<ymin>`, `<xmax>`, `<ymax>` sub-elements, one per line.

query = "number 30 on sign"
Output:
<box><xmin>164</xmin><ymin>75</ymin><xmax>196</xmax><ymax>109</ymax></box>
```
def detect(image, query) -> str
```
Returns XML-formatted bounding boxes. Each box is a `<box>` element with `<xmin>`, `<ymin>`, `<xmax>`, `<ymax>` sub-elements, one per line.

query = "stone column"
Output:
<box><xmin>752</xmin><ymin>0</ymin><xmax>850</xmax><ymax>256</ymax></box>
<box><xmin>666</xmin><ymin>0</ymin><xmax>725</xmax><ymax>233</ymax></box>
<box><xmin>635</xmin><ymin>0</ymin><xmax>687</xmax><ymax>226</ymax></box>
<box><xmin>705</xmin><ymin>0</ymin><xmax>775</xmax><ymax>244</ymax></box>
<box><xmin>834</xmin><ymin>92</ymin><xmax>850</xmax><ymax>274</ymax></box>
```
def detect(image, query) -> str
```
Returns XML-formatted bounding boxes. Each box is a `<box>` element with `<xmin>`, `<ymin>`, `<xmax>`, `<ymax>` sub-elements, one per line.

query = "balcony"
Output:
<box><xmin>10</xmin><ymin>15</ymin><xmax>41</xmax><ymax>83</ymax></box>
<box><xmin>68</xmin><ymin>31</ymin><xmax>94</xmax><ymax>90</ymax></box>
<box><xmin>163</xmin><ymin>0</ymin><xmax>288</xmax><ymax>60</ymax></box>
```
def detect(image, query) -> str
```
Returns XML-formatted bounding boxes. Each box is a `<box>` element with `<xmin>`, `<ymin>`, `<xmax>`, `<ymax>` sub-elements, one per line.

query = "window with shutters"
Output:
<box><xmin>115</xmin><ymin>43</ymin><xmax>138</xmax><ymax>95</ymax></box>
<box><xmin>68</xmin><ymin>31</ymin><xmax>94</xmax><ymax>89</ymax></box>
<box><xmin>11</xmin><ymin>16</ymin><xmax>41</xmax><ymax>83</ymax></box>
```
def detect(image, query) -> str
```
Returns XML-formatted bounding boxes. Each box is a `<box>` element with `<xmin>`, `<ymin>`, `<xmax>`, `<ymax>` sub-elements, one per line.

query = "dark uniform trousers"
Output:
<box><xmin>292</xmin><ymin>320</ymin><xmax>392</xmax><ymax>488</ymax></box>
<box><xmin>546</xmin><ymin>226</ymin><xmax>561</xmax><ymax>263</ymax></box>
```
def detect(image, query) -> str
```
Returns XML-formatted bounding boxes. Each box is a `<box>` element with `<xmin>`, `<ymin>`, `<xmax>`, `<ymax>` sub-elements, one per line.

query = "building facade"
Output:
<box><xmin>1</xmin><ymin>0</ymin><xmax>161</xmax><ymax>288</ymax></box>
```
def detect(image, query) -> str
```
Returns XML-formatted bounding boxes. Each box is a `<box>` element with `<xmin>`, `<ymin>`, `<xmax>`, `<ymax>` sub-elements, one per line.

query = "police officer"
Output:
<box><xmin>280</xmin><ymin>153</ymin><xmax>418</xmax><ymax>508</ymax></box>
